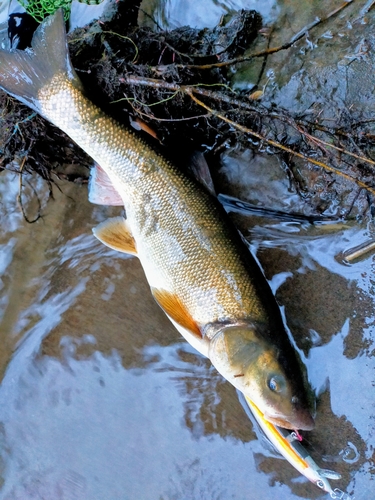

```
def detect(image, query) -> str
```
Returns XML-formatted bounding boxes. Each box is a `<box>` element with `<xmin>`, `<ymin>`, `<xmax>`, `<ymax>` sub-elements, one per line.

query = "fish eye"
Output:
<box><xmin>267</xmin><ymin>375</ymin><xmax>285</xmax><ymax>393</ymax></box>
<box><xmin>268</xmin><ymin>376</ymin><xmax>279</xmax><ymax>392</ymax></box>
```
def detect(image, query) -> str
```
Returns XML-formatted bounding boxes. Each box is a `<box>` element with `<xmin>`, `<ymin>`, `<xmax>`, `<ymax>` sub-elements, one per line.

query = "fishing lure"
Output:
<box><xmin>244</xmin><ymin>396</ymin><xmax>353</xmax><ymax>499</ymax></box>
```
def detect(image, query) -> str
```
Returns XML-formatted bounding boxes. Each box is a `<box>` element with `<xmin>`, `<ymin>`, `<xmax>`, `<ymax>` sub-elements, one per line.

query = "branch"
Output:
<box><xmin>121</xmin><ymin>75</ymin><xmax>375</xmax><ymax>187</ymax></box>
<box><xmin>185</xmin><ymin>91</ymin><xmax>375</xmax><ymax>195</ymax></box>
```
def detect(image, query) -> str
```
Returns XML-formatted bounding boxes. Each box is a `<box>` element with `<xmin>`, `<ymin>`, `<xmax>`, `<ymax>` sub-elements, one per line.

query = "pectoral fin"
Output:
<box><xmin>93</xmin><ymin>217</ymin><xmax>137</xmax><ymax>255</ymax></box>
<box><xmin>152</xmin><ymin>288</ymin><xmax>202</xmax><ymax>338</ymax></box>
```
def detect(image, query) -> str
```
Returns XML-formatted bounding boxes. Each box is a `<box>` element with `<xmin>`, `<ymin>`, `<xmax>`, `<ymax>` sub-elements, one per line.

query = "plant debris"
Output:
<box><xmin>1</xmin><ymin>0</ymin><xmax>375</xmax><ymax>220</ymax></box>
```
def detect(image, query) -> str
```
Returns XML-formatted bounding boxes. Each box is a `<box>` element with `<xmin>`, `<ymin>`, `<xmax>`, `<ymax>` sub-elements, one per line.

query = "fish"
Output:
<box><xmin>0</xmin><ymin>10</ymin><xmax>314</xmax><ymax>430</ymax></box>
<box><xmin>243</xmin><ymin>396</ymin><xmax>353</xmax><ymax>498</ymax></box>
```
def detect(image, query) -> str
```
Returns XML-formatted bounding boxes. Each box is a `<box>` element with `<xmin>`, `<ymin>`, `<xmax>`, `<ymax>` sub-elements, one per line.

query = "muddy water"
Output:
<box><xmin>0</xmin><ymin>2</ymin><xmax>375</xmax><ymax>500</ymax></box>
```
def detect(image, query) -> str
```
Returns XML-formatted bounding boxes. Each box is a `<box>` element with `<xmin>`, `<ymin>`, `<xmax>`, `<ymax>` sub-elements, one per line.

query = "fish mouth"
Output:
<box><xmin>264</xmin><ymin>410</ymin><xmax>315</xmax><ymax>431</ymax></box>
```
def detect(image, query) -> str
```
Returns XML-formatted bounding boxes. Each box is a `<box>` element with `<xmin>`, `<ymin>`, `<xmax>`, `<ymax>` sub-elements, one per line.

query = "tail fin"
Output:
<box><xmin>0</xmin><ymin>9</ymin><xmax>82</xmax><ymax>115</ymax></box>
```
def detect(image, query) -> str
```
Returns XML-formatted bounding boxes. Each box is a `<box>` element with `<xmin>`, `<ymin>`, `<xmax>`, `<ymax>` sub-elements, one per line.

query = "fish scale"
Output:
<box><xmin>38</xmin><ymin>73</ymin><xmax>267</xmax><ymax>327</ymax></box>
<box><xmin>0</xmin><ymin>10</ymin><xmax>315</xmax><ymax>430</ymax></box>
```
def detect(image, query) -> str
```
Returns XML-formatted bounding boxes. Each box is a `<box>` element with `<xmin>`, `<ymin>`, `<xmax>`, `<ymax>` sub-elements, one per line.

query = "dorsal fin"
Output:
<box><xmin>92</xmin><ymin>217</ymin><xmax>137</xmax><ymax>255</ymax></box>
<box><xmin>188</xmin><ymin>151</ymin><xmax>216</xmax><ymax>197</ymax></box>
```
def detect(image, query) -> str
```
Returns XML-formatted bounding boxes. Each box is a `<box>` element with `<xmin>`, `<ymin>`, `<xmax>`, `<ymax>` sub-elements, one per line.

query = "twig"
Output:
<box><xmin>122</xmin><ymin>75</ymin><xmax>375</xmax><ymax>173</ymax></box>
<box><xmin>123</xmin><ymin>75</ymin><xmax>258</xmax><ymax>111</ymax></box>
<box><xmin>256</xmin><ymin>26</ymin><xmax>274</xmax><ymax>87</ymax></box>
<box><xmin>18</xmin><ymin>156</ymin><xmax>42</xmax><ymax>223</ymax></box>
<box><xmin>111</xmin><ymin>90</ymin><xmax>179</xmax><ymax>106</ymax></box>
<box><xmin>185</xmin><ymin>91</ymin><xmax>375</xmax><ymax>196</ymax></box>
<box><xmin>360</xmin><ymin>0</ymin><xmax>375</xmax><ymax>16</ymax></box>
<box><xmin>152</xmin><ymin>41</ymin><xmax>295</xmax><ymax>71</ymax></box>
<box><xmin>128</xmin><ymin>104</ymin><xmax>210</xmax><ymax>123</ymax></box>
<box><xmin>100</xmin><ymin>31</ymin><xmax>139</xmax><ymax>63</ymax></box>
<box><xmin>273</xmin><ymin>113</ymin><xmax>375</xmax><ymax>169</ymax></box>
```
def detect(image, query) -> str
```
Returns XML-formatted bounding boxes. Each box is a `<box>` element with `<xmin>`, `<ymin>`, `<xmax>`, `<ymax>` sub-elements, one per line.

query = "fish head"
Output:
<box><xmin>209</xmin><ymin>325</ymin><xmax>314</xmax><ymax>431</ymax></box>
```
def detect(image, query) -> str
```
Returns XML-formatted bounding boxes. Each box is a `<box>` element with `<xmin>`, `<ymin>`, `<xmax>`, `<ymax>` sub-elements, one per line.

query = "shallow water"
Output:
<box><xmin>139</xmin><ymin>0</ymin><xmax>279</xmax><ymax>29</ymax></box>
<box><xmin>0</xmin><ymin>164</ymin><xmax>374</xmax><ymax>499</ymax></box>
<box><xmin>1</xmin><ymin>0</ymin><xmax>375</xmax><ymax>499</ymax></box>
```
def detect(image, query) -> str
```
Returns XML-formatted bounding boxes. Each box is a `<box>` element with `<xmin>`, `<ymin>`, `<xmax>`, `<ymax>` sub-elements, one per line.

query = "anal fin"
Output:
<box><xmin>93</xmin><ymin>217</ymin><xmax>137</xmax><ymax>255</ymax></box>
